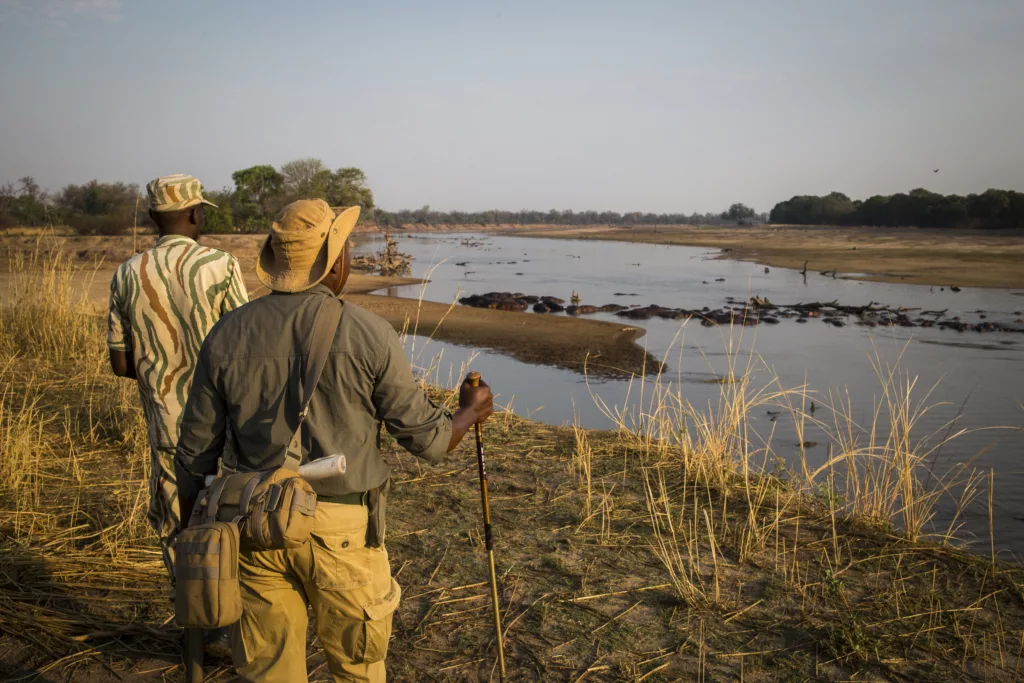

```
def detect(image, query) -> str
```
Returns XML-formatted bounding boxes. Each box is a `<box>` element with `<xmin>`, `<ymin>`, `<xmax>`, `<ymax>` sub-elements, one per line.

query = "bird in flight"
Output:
<box><xmin>933</xmin><ymin>168</ymin><xmax>940</xmax><ymax>173</ymax></box>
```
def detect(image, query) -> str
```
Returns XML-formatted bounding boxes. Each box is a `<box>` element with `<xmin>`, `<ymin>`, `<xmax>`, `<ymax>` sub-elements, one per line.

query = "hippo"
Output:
<box><xmin>575</xmin><ymin>305</ymin><xmax>601</xmax><ymax>315</ymax></box>
<box><xmin>618</xmin><ymin>305</ymin><xmax>677</xmax><ymax>320</ymax></box>
<box><xmin>547</xmin><ymin>302</ymin><xmax>565</xmax><ymax>313</ymax></box>
<box><xmin>703</xmin><ymin>310</ymin><xmax>732</xmax><ymax>324</ymax></box>
<box><xmin>599</xmin><ymin>304</ymin><xmax>627</xmax><ymax>313</ymax></box>
<box><xmin>655</xmin><ymin>309</ymin><xmax>686</xmax><ymax>320</ymax></box>
<box><xmin>616</xmin><ymin>307</ymin><xmax>656</xmax><ymax>320</ymax></box>
<box><xmin>533</xmin><ymin>302</ymin><xmax>550</xmax><ymax>313</ymax></box>
<box><xmin>565</xmin><ymin>305</ymin><xmax>579</xmax><ymax>316</ymax></box>
<box><xmin>542</xmin><ymin>296</ymin><xmax>565</xmax><ymax>305</ymax></box>
<box><xmin>491</xmin><ymin>300</ymin><xmax>527</xmax><ymax>312</ymax></box>
<box><xmin>460</xmin><ymin>291</ymin><xmax>532</xmax><ymax>311</ymax></box>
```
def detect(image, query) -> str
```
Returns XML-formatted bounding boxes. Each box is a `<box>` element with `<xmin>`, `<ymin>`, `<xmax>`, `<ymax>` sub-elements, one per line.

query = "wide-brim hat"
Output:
<box><xmin>256</xmin><ymin>200</ymin><xmax>361</xmax><ymax>293</ymax></box>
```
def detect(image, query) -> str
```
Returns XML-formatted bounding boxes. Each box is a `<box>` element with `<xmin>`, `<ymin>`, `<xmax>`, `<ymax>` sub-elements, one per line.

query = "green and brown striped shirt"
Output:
<box><xmin>108</xmin><ymin>234</ymin><xmax>249</xmax><ymax>450</ymax></box>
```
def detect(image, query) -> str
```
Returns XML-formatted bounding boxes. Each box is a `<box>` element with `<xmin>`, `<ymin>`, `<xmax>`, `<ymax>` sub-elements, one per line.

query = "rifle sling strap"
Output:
<box><xmin>284</xmin><ymin>295</ymin><xmax>343</xmax><ymax>471</ymax></box>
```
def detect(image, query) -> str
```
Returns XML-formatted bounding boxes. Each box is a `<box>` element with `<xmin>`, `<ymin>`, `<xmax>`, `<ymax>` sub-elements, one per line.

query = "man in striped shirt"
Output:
<box><xmin>108</xmin><ymin>174</ymin><xmax>249</xmax><ymax>584</ymax></box>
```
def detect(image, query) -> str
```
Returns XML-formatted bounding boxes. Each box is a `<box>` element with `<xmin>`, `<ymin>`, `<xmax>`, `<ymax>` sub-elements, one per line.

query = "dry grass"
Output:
<box><xmin>1</xmin><ymin>244</ymin><xmax>1023</xmax><ymax>681</ymax></box>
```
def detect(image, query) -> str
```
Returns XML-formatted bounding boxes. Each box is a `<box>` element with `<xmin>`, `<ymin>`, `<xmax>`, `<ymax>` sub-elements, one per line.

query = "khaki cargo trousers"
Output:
<box><xmin>232</xmin><ymin>502</ymin><xmax>401</xmax><ymax>683</ymax></box>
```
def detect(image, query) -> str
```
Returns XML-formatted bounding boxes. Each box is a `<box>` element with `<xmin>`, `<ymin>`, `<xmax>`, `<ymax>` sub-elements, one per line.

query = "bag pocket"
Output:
<box><xmin>361</xmin><ymin>578</ymin><xmax>402</xmax><ymax>663</ymax></box>
<box><xmin>320</xmin><ymin>576</ymin><xmax>402</xmax><ymax>665</ymax></box>
<box><xmin>310</xmin><ymin>531</ymin><xmax>372</xmax><ymax>591</ymax></box>
<box><xmin>174</xmin><ymin>521</ymin><xmax>242</xmax><ymax>628</ymax></box>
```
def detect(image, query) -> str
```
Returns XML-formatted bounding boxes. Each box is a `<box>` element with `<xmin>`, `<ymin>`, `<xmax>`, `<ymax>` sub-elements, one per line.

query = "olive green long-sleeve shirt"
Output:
<box><xmin>175</xmin><ymin>285</ymin><xmax>452</xmax><ymax>503</ymax></box>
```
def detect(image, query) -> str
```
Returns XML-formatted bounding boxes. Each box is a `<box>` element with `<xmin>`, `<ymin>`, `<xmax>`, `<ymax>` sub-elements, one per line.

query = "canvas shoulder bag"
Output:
<box><xmin>187</xmin><ymin>295</ymin><xmax>344</xmax><ymax>550</ymax></box>
<box><xmin>174</xmin><ymin>508</ymin><xmax>242</xmax><ymax>627</ymax></box>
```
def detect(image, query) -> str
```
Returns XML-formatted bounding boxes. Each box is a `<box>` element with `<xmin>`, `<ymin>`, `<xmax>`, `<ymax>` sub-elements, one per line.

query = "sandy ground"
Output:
<box><xmin>502</xmin><ymin>224</ymin><xmax>1024</xmax><ymax>289</ymax></box>
<box><xmin>0</xmin><ymin>234</ymin><xmax>653</xmax><ymax>376</ymax></box>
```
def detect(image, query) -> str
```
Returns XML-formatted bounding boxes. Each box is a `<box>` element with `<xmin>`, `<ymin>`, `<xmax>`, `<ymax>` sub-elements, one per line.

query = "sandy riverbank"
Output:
<box><xmin>498</xmin><ymin>224</ymin><xmax>1024</xmax><ymax>289</ymax></box>
<box><xmin>0</xmin><ymin>234</ymin><xmax>655</xmax><ymax>376</ymax></box>
<box><xmin>346</xmin><ymin>292</ymin><xmax>653</xmax><ymax>376</ymax></box>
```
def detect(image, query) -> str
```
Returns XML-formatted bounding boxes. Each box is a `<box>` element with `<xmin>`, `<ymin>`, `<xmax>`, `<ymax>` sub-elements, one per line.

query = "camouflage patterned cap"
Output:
<box><xmin>146</xmin><ymin>174</ymin><xmax>217</xmax><ymax>212</ymax></box>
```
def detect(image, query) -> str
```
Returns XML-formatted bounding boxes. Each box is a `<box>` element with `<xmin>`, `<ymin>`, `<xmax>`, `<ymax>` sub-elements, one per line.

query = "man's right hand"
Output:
<box><xmin>447</xmin><ymin>375</ymin><xmax>495</xmax><ymax>452</ymax></box>
<box><xmin>459</xmin><ymin>376</ymin><xmax>494</xmax><ymax>423</ymax></box>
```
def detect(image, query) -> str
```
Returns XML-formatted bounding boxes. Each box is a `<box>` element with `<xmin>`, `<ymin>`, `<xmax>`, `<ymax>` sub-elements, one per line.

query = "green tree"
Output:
<box><xmin>280</xmin><ymin>157</ymin><xmax>331</xmax><ymax>200</ymax></box>
<box><xmin>201</xmin><ymin>188</ymin><xmax>236</xmax><ymax>234</ymax></box>
<box><xmin>0</xmin><ymin>176</ymin><xmax>56</xmax><ymax>227</ymax></box>
<box><xmin>725</xmin><ymin>202</ymin><xmax>756</xmax><ymax>223</ymax></box>
<box><xmin>57</xmin><ymin>180</ymin><xmax>142</xmax><ymax>234</ymax></box>
<box><xmin>231</xmin><ymin>165</ymin><xmax>284</xmax><ymax>217</ymax></box>
<box><xmin>326</xmin><ymin>167</ymin><xmax>375</xmax><ymax>209</ymax></box>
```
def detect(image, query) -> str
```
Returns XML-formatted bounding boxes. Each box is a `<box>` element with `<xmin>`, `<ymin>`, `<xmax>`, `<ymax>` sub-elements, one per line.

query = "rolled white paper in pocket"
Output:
<box><xmin>203</xmin><ymin>454</ymin><xmax>347</xmax><ymax>488</ymax></box>
<box><xmin>298</xmin><ymin>454</ymin><xmax>347</xmax><ymax>482</ymax></box>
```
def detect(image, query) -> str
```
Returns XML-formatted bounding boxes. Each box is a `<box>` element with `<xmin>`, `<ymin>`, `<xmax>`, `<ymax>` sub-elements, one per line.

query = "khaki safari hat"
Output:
<box><xmin>256</xmin><ymin>199</ymin><xmax>361</xmax><ymax>293</ymax></box>
<box><xmin>146</xmin><ymin>174</ymin><xmax>217</xmax><ymax>212</ymax></box>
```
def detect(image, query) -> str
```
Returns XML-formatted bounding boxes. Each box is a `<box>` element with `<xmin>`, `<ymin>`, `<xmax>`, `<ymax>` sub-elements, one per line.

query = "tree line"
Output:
<box><xmin>374</xmin><ymin>202</ymin><xmax>761</xmax><ymax>229</ymax></box>
<box><xmin>1</xmin><ymin>165</ymin><xmax>761</xmax><ymax>233</ymax></box>
<box><xmin>0</xmin><ymin>158</ymin><xmax>375</xmax><ymax>234</ymax></box>
<box><xmin>4</xmin><ymin>166</ymin><xmax>1022</xmax><ymax>233</ymax></box>
<box><xmin>769</xmin><ymin>189</ymin><xmax>1024</xmax><ymax>230</ymax></box>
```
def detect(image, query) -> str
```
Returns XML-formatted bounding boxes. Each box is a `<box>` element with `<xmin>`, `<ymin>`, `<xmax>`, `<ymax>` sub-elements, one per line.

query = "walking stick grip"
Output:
<box><xmin>467</xmin><ymin>371</ymin><xmax>481</xmax><ymax>387</ymax></box>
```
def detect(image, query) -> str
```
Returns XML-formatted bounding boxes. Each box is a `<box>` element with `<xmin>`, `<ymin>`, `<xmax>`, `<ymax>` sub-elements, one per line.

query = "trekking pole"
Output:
<box><xmin>466</xmin><ymin>371</ymin><xmax>506</xmax><ymax>680</ymax></box>
<box><xmin>184</xmin><ymin>627</ymin><xmax>204</xmax><ymax>682</ymax></box>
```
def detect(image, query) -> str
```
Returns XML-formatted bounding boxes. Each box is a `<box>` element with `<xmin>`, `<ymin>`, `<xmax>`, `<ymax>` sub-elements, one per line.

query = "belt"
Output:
<box><xmin>318</xmin><ymin>491</ymin><xmax>369</xmax><ymax>506</ymax></box>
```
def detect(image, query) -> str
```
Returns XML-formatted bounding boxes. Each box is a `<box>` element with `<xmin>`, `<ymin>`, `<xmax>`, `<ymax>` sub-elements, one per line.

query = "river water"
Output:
<box><xmin>355</xmin><ymin>232</ymin><xmax>1024</xmax><ymax>554</ymax></box>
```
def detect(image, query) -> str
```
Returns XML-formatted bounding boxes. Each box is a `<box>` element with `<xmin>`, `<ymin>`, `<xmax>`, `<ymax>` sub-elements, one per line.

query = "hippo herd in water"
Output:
<box><xmin>458</xmin><ymin>292</ymin><xmax>628</xmax><ymax>315</ymax></box>
<box><xmin>458</xmin><ymin>291</ymin><xmax>1024</xmax><ymax>334</ymax></box>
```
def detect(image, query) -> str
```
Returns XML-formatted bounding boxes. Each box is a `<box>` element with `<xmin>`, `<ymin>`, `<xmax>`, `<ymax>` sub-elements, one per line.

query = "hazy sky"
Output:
<box><xmin>1</xmin><ymin>0</ymin><xmax>1022</xmax><ymax>213</ymax></box>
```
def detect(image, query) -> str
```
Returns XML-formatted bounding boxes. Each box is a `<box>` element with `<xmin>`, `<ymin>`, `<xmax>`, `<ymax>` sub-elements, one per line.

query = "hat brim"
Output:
<box><xmin>150</xmin><ymin>197</ymin><xmax>218</xmax><ymax>212</ymax></box>
<box><xmin>256</xmin><ymin>206</ymin><xmax>361</xmax><ymax>292</ymax></box>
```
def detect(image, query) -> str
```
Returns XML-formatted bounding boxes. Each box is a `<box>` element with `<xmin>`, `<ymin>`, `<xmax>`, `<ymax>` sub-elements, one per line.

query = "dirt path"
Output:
<box><xmin>504</xmin><ymin>224</ymin><xmax>1024</xmax><ymax>289</ymax></box>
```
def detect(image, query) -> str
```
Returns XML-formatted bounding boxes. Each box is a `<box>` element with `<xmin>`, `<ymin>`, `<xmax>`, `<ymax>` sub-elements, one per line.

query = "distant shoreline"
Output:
<box><xmin>370</xmin><ymin>222</ymin><xmax>1024</xmax><ymax>289</ymax></box>
<box><xmin>9</xmin><ymin>222</ymin><xmax>1024</xmax><ymax>290</ymax></box>
<box><xmin>511</xmin><ymin>224</ymin><xmax>1024</xmax><ymax>289</ymax></box>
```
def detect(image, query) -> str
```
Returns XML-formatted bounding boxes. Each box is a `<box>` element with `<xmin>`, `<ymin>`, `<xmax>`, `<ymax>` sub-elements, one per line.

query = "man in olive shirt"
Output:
<box><xmin>175</xmin><ymin>199</ymin><xmax>493</xmax><ymax>682</ymax></box>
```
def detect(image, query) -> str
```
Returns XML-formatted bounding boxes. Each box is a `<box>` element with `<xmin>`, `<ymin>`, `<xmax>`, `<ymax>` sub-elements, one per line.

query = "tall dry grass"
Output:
<box><xmin>584</xmin><ymin>319</ymin><xmax>1001</xmax><ymax>606</ymax></box>
<box><xmin>0</xmin><ymin>238</ymin><xmax>102</xmax><ymax>364</ymax></box>
<box><xmin>0</xmin><ymin>243</ymin><xmax>162</xmax><ymax>668</ymax></box>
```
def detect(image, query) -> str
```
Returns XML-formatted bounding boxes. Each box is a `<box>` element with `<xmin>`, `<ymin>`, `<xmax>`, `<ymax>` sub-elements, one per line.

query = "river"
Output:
<box><xmin>355</xmin><ymin>232</ymin><xmax>1024</xmax><ymax>555</ymax></box>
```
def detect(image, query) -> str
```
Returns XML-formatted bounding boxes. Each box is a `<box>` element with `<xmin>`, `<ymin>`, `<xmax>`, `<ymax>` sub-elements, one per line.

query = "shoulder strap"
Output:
<box><xmin>284</xmin><ymin>295</ymin><xmax>343</xmax><ymax>470</ymax></box>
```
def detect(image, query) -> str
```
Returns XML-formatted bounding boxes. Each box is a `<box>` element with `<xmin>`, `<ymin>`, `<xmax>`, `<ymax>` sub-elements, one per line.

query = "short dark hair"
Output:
<box><xmin>151</xmin><ymin>204</ymin><xmax>204</xmax><ymax>230</ymax></box>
